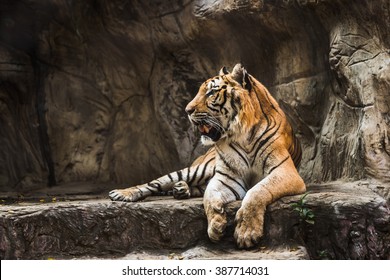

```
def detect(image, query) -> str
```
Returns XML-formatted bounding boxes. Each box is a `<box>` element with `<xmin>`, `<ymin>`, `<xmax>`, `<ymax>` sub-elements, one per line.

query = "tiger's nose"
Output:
<box><xmin>185</xmin><ymin>105</ymin><xmax>195</xmax><ymax>115</ymax></box>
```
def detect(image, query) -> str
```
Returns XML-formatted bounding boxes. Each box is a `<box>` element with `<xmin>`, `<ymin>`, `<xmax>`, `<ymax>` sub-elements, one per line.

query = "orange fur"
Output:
<box><xmin>236</xmin><ymin>88</ymin><xmax>259</xmax><ymax>133</ymax></box>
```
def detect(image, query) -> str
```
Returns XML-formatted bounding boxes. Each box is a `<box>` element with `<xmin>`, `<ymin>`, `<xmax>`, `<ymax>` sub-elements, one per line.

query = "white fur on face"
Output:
<box><xmin>201</xmin><ymin>135</ymin><xmax>215</xmax><ymax>146</ymax></box>
<box><xmin>207</xmin><ymin>78</ymin><xmax>223</xmax><ymax>91</ymax></box>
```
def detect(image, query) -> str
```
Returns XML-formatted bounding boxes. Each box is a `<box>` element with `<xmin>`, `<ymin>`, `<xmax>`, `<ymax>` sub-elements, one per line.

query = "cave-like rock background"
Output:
<box><xmin>0</xmin><ymin>0</ymin><xmax>389</xmax><ymax>193</ymax></box>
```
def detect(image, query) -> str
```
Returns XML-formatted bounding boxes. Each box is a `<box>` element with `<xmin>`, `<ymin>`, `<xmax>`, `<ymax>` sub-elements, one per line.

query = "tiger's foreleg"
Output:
<box><xmin>203</xmin><ymin>172</ymin><xmax>247</xmax><ymax>242</ymax></box>
<box><xmin>234</xmin><ymin>154</ymin><xmax>306</xmax><ymax>248</ymax></box>
<box><xmin>109</xmin><ymin>161</ymin><xmax>214</xmax><ymax>202</ymax></box>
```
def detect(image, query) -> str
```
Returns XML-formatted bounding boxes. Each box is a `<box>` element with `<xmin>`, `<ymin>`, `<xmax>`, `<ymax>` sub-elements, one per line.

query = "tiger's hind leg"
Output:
<box><xmin>109</xmin><ymin>182</ymin><xmax>156</xmax><ymax>202</ymax></box>
<box><xmin>109</xmin><ymin>155</ymin><xmax>215</xmax><ymax>202</ymax></box>
<box><xmin>110</xmin><ymin>175</ymin><xmax>208</xmax><ymax>202</ymax></box>
<box><xmin>173</xmin><ymin>181</ymin><xmax>206</xmax><ymax>200</ymax></box>
<box><xmin>172</xmin><ymin>181</ymin><xmax>191</xmax><ymax>199</ymax></box>
<box><xmin>109</xmin><ymin>175</ymin><xmax>188</xmax><ymax>202</ymax></box>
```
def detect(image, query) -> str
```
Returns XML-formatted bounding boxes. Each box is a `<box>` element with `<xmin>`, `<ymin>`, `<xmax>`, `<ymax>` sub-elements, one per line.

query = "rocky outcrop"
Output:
<box><xmin>1</xmin><ymin>0</ymin><xmax>389</xmax><ymax>261</ymax></box>
<box><xmin>1</xmin><ymin>182</ymin><xmax>389</xmax><ymax>259</ymax></box>
<box><xmin>0</xmin><ymin>0</ymin><xmax>389</xmax><ymax>191</ymax></box>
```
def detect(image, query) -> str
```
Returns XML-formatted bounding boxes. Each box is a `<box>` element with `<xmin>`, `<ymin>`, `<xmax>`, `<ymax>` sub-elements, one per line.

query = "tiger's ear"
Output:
<box><xmin>219</xmin><ymin>66</ymin><xmax>229</xmax><ymax>76</ymax></box>
<box><xmin>231</xmin><ymin>63</ymin><xmax>252</xmax><ymax>92</ymax></box>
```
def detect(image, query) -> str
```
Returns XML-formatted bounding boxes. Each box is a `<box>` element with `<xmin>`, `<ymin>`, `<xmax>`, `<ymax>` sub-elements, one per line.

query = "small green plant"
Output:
<box><xmin>291</xmin><ymin>192</ymin><xmax>315</xmax><ymax>225</ymax></box>
<box><xmin>317</xmin><ymin>249</ymin><xmax>331</xmax><ymax>260</ymax></box>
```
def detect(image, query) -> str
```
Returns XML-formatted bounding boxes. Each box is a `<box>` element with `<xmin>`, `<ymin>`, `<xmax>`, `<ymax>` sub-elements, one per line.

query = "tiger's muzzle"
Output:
<box><xmin>189</xmin><ymin>116</ymin><xmax>223</xmax><ymax>142</ymax></box>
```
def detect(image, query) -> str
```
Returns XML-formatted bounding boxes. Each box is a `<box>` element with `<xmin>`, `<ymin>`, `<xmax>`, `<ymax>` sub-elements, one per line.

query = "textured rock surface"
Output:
<box><xmin>267</xmin><ymin>181</ymin><xmax>390</xmax><ymax>259</ymax></box>
<box><xmin>1</xmin><ymin>182</ymin><xmax>389</xmax><ymax>259</ymax></box>
<box><xmin>104</xmin><ymin>245</ymin><xmax>309</xmax><ymax>260</ymax></box>
<box><xmin>1</xmin><ymin>0</ymin><xmax>390</xmax><ymax>261</ymax></box>
<box><xmin>0</xmin><ymin>0</ymin><xmax>389</xmax><ymax>191</ymax></box>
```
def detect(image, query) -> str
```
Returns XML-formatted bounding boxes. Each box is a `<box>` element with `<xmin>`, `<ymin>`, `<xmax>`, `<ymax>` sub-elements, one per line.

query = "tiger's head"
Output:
<box><xmin>186</xmin><ymin>64</ymin><xmax>259</xmax><ymax>145</ymax></box>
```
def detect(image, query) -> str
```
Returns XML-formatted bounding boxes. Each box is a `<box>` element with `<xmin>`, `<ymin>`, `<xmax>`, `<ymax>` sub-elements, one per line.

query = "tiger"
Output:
<box><xmin>109</xmin><ymin>63</ymin><xmax>306</xmax><ymax>249</ymax></box>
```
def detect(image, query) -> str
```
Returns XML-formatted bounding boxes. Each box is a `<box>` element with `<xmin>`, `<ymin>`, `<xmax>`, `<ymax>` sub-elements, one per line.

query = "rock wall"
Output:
<box><xmin>0</xmin><ymin>0</ymin><xmax>389</xmax><ymax>191</ymax></box>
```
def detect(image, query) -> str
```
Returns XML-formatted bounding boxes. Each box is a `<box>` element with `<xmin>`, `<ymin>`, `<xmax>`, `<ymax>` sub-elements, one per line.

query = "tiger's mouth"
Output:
<box><xmin>196</xmin><ymin>123</ymin><xmax>222</xmax><ymax>142</ymax></box>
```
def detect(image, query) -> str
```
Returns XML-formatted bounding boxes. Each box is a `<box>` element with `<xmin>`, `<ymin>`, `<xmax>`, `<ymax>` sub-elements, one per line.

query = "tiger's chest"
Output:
<box><xmin>215</xmin><ymin>142</ymin><xmax>265</xmax><ymax>187</ymax></box>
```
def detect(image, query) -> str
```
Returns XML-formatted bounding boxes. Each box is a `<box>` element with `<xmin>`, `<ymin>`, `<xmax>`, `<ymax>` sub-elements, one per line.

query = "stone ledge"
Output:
<box><xmin>1</xmin><ymin>181</ymin><xmax>389</xmax><ymax>259</ymax></box>
<box><xmin>94</xmin><ymin>244</ymin><xmax>309</xmax><ymax>260</ymax></box>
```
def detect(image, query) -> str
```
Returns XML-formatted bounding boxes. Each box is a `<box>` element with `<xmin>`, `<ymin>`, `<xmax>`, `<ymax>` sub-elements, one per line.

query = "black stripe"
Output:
<box><xmin>186</xmin><ymin>167</ymin><xmax>190</xmax><ymax>181</ymax></box>
<box><xmin>136</xmin><ymin>187</ymin><xmax>144</xmax><ymax>194</ymax></box>
<box><xmin>252</xmin><ymin>118</ymin><xmax>279</xmax><ymax>150</ymax></box>
<box><xmin>229</xmin><ymin>143</ymin><xmax>249</xmax><ymax>167</ymax></box>
<box><xmin>148</xmin><ymin>182</ymin><xmax>162</xmax><ymax>192</ymax></box>
<box><xmin>216</xmin><ymin>90</ymin><xmax>228</xmax><ymax>109</ymax></box>
<box><xmin>188</xmin><ymin>164</ymin><xmax>200</xmax><ymax>186</ymax></box>
<box><xmin>248</xmin><ymin>86</ymin><xmax>279</xmax><ymax>144</ymax></box>
<box><xmin>168</xmin><ymin>173</ymin><xmax>174</xmax><ymax>182</ymax></box>
<box><xmin>206</xmin><ymin>104</ymin><xmax>219</xmax><ymax>113</ymax></box>
<box><xmin>291</xmin><ymin>136</ymin><xmax>302</xmax><ymax>167</ymax></box>
<box><xmin>177</xmin><ymin>170</ymin><xmax>183</xmax><ymax>181</ymax></box>
<box><xmin>289</xmin><ymin>142</ymin><xmax>297</xmax><ymax>160</ymax></box>
<box><xmin>216</xmin><ymin>148</ymin><xmax>239</xmax><ymax>175</ymax></box>
<box><xmin>221</xmin><ymin>107</ymin><xmax>228</xmax><ymax>115</ymax></box>
<box><xmin>253</xmin><ymin>135</ymin><xmax>281</xmax><ymax>166</ymax></box>
<box><xmin>146</xmin><ymin>186</ymin><xmax>156</xmax><ymax>192</ymax></box>
<box><xmin>256</xmin><ymin>88</ymin><xmax>270</xmax><ymax>127</ymax></box>
<box><xmin>248</xmin><ymin>125</ymin><xmax>260</xmax><ymax>142</ymax></box>
<box><xmin>253</xmin><ymin>86</ymin><xmax>270</xmax><ymax>132</ymax></box>
<box><xmin>257</xmin><ymin>84</ymin><xmax>277</xmax><ymax>114</ymax></box>
<box><xmin>196</xmin><ymin>157</ymin><xmax>214</xmax><ymax>185</ymax></box>
<box><xmin>216</xmin><ymin>170</ymin><xmax>247</xmax><ymax>192</ymax></box>
<box><xmin>230</xmin><ymin>95</ymin><xmax>238</xmax><ymax>120</ymax></box>
<box><xmin>249</xmin><ymin>115</ymin><xmax>276</xmax><ymax>153</ymax></box>
<box><xmin>268</xmin><ymin>156</ymin><xmax>289</xmax><ymax>174</ymax></box>
<box><xmin>196</xmin><ymin>185</ymin><xmax>205</xmax><ymax>195</ymax></box>
<box><xmin>251</xmin><ymin>123</ymin><xmax>281</xmax><ymax>164</ymax></box>
<box><xmin>218</xmin><ymin>179</ymin><xmax>241</xmax><ymax>200</ymax></box>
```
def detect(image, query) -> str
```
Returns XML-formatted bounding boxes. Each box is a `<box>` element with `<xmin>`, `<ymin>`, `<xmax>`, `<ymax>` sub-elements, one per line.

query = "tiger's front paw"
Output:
<box><xmin>234</xmin><ymin>205</ymin><xmax>265</xmax><ymax>249</ymax></box>
<box><xmin>205</xmin><ymin>201</ymin><xmax>227</xmax><ymax>242</ymax></box>
<box><xmin>173</xmin><ymin>181</ymin><xmax>191</xmax><ymax>199</ymax></box>
<box><xmin>109</xmin><ymin>187</ymin><xmax>146</xmax><ymax>202</ymax></box>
